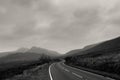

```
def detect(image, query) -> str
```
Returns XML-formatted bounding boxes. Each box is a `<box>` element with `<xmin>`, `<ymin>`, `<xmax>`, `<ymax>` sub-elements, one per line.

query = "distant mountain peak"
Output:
<box><xmin>31</xmin><ymin>46</ymin><xmax>39</xmax><ymax>49</ymax></box>
<box><xmin>0</xmin><ymin>46</ymin><xmax>61</xmax><ymax>63</ymax></box>
<box><xmin>27</xmin><ymin>46</ymin><xmax>60</xmax><ymax>57</ymax></box>
<box><xmin>16</xmin><ymin>47</ymin><xmax>29</xmax><ymax>53</ymax></box>
<box><xmin>29</xmin><ymin>46</ymin><xmax>48</xmax><ymax>52</ymax></box>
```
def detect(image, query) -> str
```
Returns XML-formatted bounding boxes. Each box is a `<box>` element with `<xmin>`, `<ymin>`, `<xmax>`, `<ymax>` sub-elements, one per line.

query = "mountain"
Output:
<box><xmin>0</xmin><ymin>48</ymin><xmax>29</xmax><ymax>58</ymax></box>
<box><xmin>65</xmin><ymin>36</ymin><xmax>120</xmax><ymax>78</ymax></box>
<box><xmin>0</xmin><ymin>52</ymin><xmax>13</xmax><ymax>58</ymax></box>
<box><xmin>65</xmin><ymin>43</ymin><xmax>99</xmax><ymax>57</ymax></box>
<box><xmin>16</xmin><ymin>48</ymin><xmax>29</xmax><ymax>53</ymax></box>
<box><xmin>0</xmin><ymin>53</ymin><xmax>41</xmax><ymax>63</ymax></box>
<box><xmin>0</xmin><ymin>47</ymin><xmax>60</xmax><ymax>63</ymax></box>
<box><xmin>85</xmin><ymin>37</ymin><xmax>120</xmax><ymax>52</ymax></box>
<box><xmin>66</xmin><ymin>36</ymin><xmax>120</xmax><ymax>57</ymax></box>
<box><xmin>27</xmin><ymin>46</ymin><xmax>60</xmax><ymax>57</ymax></box>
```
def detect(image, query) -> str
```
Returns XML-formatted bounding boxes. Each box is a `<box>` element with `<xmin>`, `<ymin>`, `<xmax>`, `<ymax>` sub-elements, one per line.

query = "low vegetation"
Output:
<box><xmin>65</xmin><ymin>50</ymin><xmax>120</xmax><ymax>80</ymax></box>
<box><xmin>0</xmin><ymin>53</ymin><xmax>60</xmax><ymax>80</ymax></box>
<box><xmin>5</xmin><ymin>63</ymin><xmax>50</xmax><ymax>80</ymax></box>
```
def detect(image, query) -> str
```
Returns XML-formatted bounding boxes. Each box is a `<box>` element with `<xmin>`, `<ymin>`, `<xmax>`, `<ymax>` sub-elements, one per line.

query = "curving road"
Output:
<box><xmin>49</xmin><ymin>62</ymin><xmax>115</xmax><ymax>80</ymax></box>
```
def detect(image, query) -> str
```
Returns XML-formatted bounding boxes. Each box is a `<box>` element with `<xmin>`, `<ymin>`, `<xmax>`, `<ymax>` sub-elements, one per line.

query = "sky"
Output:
<box><xmin>0</xmin><ymin>0</ymin><xmax>120</xmax><ymax>53</ymax></box>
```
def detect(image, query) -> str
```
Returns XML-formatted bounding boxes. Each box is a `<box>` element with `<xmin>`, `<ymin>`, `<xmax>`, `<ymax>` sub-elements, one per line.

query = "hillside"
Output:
<box><xmin>0</xmin><ymin>52</ymin><xmax>13</xmax><ymax>58</ymax></box>
<box><xmin>65</xmin><ymin>36</ymin><xmax>120</xmax><ymax>79</ymax></box>
<box><xmin>16</xmin><ymin>48</ymin><xmax>29</xmax><ymax>53</ymax></box>
<box><xmin>0</xmin><ymin>47</ymin><xmax>61</xmax><ymax>80</ymax></box>
<box><xmin>66</xmin><ymin>36</ymin><xmax>120</xmax><ymax>57</ymax></box>
<box><xmin>0</xmin><ymin>53</ymin><xmax>41</xmax><ymax>63</ymax></box>
<box><xmin>27</xmin><ymin>46</ymin><xmax>60</xmax><ymax>57</ymax></box>
<box><xmin>0</xmin><ymin>47</ymin><xmax>60</xmax><ymax>63</ymax></box>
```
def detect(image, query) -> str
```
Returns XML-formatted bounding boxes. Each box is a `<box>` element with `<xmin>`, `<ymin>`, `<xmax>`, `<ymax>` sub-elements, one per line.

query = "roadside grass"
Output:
<box><xmin>5</xmin><ymin>63</ymin><xmax>51</xmax><ymax>80</ymax></box>
<box><xmin>0</xmin><ymin>53</ymin><xmax>61</xmax><ymax>80</ymax></box>
<box><xmin>65</xmin><ymin>62</ymin><xmax>120</xmax><ymax>80</ymax></box>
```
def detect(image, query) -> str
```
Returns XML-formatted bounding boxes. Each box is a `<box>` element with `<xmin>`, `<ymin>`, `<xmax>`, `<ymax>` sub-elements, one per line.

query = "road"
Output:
<box><xmin>49</xmin><ymin>62</ymin><xmax>115</xmax><ymax>80</ymax></box>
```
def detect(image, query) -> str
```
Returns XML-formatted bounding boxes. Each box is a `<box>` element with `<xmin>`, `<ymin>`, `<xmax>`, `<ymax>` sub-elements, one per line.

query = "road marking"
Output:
<box><xmin>72</xmin><ymin>72</ymin><xmax>83</xmax><ymax>79</ymax></box>
<box><xmin>106</xmin><ymin>77</ymin><xmax>115</xmax><ymax>80</ymax></box>
<box><xmin>64</xmin><ymin>69</ymin><xmax>70</xmax><ymax>72</ymax></box>
<box><xmin>49</xmin><ymin>64</ymin><xmax>54</xmax><ymax>80</ymax></box>
<box><xmin>62</xmin><ymin>63</ymin><xmax>115</xmax><ymax>80</ymax></box>
<box><xmin>60</xmin><ymin>65</ymin><xmax>70</xmax><ymax>72</ymax></box>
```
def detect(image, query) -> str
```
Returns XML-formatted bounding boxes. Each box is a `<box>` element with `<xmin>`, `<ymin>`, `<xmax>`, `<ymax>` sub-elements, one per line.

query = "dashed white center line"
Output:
<box><xmin>64</xmin><ymin>69</ymin><xmax>70</xmax><ymax>72</ymax></box>
<box><xmin>106</xmin><ymin>77</ymin><xmax>115</xmax><ymax>80</ymax></box>
<box><xmin>72</xmin><ymin>72</ymin><xmax>83</xmax><ymax>79</ymax></box>
<box><xmin>62</xmin><ymin>67</ymin><xmax>85</xmax><ymax>79</ymax></box>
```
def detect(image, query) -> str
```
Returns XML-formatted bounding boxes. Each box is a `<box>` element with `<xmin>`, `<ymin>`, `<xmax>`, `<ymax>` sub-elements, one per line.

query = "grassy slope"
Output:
<box><xmin>65</xmin><ymin>37</ymin><xmax>120</xmax><ymax>80</ymax></box>
<box><xmin>5</xmin><ymin>63</ymin><xmax>50</xmax><ymax>80</ymax></box>
<box><xmin>65</xmin><ymin>51</ymin><xmax>120</xmax><ymax>80</ymax></box>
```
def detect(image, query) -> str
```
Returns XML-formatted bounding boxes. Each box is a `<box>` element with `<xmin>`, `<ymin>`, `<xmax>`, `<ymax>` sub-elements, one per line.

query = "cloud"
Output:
<box><xmin>45</xmin><ymin>7</ymin><xmax>101</xmax><ymax>42</ymax></box>
<box><xmin>0</xmin><ymin>0</ymin><xmax>120</xmax><ymax>53</ymax></box>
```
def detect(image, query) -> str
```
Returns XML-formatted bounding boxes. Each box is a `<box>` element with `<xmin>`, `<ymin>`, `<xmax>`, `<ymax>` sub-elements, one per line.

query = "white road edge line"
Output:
<box><xmin>72</xmin><ymin>72</ymin><xmax>83</xmax><ymax>79</ymax></box>
<box><xmin>49</xmin><ymin>64</ymin><xmax>54</xmax><ymax>80</ymax></box>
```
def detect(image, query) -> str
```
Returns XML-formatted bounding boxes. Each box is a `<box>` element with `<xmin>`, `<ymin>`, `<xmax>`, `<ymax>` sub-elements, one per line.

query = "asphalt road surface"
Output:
<box><xmin>49</xmin><ymin>62</ymin><xmax>115</xmax><ymax>80</ymax></box>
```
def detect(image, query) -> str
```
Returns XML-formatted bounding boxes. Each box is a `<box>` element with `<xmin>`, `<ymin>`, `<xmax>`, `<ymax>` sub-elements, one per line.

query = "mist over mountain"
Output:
<box><xmin>0</xmin><ymin>51</ymin><xmax>15</xmax><ymax>58</ymax></box>
<box><xmin>0</xmin><ymin>48</ymin><xmax>29</xmax><ymax>58</ymax></box>
<box><xmin>0</xmin><ymin>46</ymin><xmax>60</xmax><ymax>63</ymax></box>
<box><xmin>27</xmin><ymin>46</ymin><xmax>60</xmax><ymax>57</ymax></box>
<box><xmin>16</xmin><ymin>48</ymin><xmax>29</xmax><ymax>53</ymax></box>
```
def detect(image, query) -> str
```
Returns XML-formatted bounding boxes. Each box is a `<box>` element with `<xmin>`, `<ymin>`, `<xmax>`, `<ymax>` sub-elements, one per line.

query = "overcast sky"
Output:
<box><xmin>0</xmin><ymin>0</ymin><xmax>120</xmax><ymax>53</ymax></box>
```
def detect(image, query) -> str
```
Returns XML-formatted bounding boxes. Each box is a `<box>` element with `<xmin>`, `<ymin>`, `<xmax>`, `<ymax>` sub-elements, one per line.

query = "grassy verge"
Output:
<box><xmin>4</xmin><ymin>63</ymin><xmax>51</xmax><ymax>80</ymax></box>
<box><xmin>0</xmin><ymin>60</ymin><xmax>47</xmax><ymax>80</ymax></box>
<box><xmin>65</xmin><ymin>63</ymin><xmax>120</xmax><ymax>80</ymax></box>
